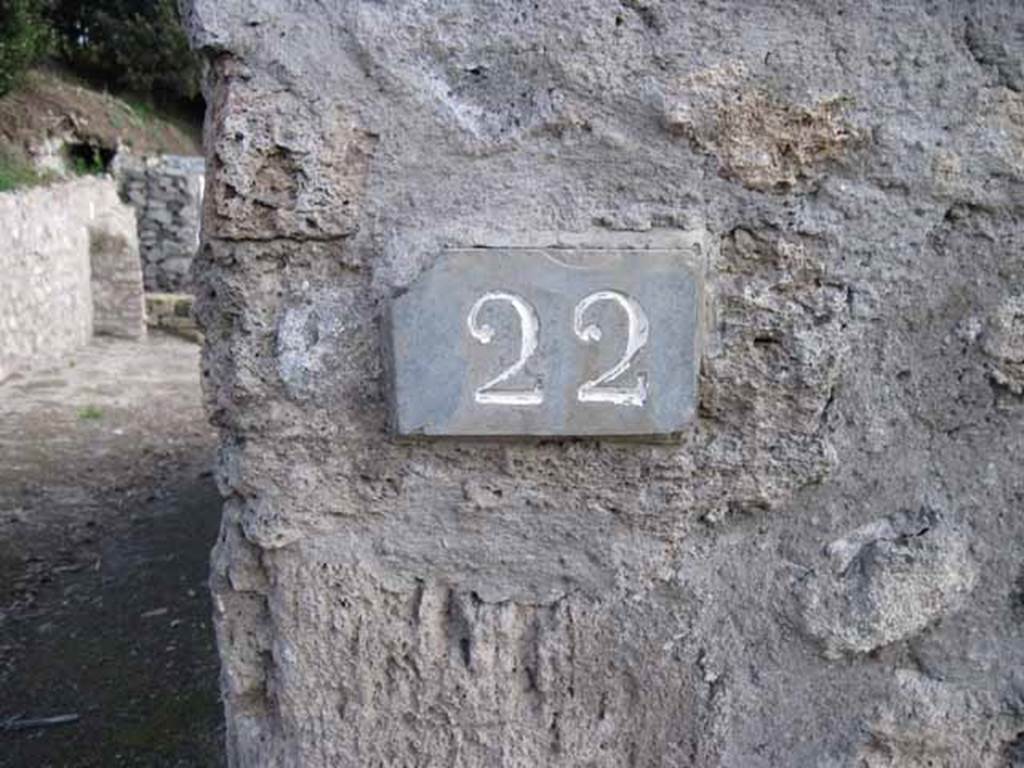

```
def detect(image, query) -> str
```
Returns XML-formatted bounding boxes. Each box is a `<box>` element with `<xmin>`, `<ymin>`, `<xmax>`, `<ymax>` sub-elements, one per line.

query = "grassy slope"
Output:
<box><xmin>0</xmin><ymin>67</ymin><xmax>202</xmax><ymax>192</ymax></box>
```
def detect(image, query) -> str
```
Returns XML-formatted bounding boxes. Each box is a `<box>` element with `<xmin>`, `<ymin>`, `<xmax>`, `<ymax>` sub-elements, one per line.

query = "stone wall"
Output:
<box><xmin>0</xmin><ymin>177</ymin><xmax>144</xmax><ymax>382</ymax></box>
<box><xmin>145</xmin><ymin>293</ymin><xmax>202</xmax><ymax>343</ymax></box>
<box><xmin>90</xmin><ymin>204</ymin><xmax>147</xmax><ymax>340</ymax></box>
<box><xmin>117</xmin><ymin>154</ymin><xmax>205</xmax><ymax>293</ymax></box>
<box><xmin>184</xmin><ymin>2</ymin><xmax>1024</xmax><ymax>766</ymax></box>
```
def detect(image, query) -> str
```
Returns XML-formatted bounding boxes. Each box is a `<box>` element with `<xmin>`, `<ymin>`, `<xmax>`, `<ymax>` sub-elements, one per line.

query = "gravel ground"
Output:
<box><xmin>0</xmin><ymin>333</ymin><xmax>224</xmax><ymax>767</ymax></box>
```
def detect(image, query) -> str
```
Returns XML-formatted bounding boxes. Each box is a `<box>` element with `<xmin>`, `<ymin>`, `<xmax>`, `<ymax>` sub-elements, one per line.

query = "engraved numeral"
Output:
<box><xmin>467</xmin><ymin>291</ymin><xmax>544</xmax><ymax>405</ymax></box>
<box><xmin>573</xmin><ymin>290</ymin><xmax>649</xmax><ymax>407</ymax></box>
<box><xmin>466</xmin><ymin>290</ymin><xmax>651</xmax><ymax>408</ymax></box>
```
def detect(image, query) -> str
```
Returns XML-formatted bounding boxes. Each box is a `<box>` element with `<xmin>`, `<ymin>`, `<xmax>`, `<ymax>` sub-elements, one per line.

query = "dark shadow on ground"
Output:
<box><xmin>0</xmin><ymin>477</ymin><xmax>224</xmax><ymax>767</ymax></box>
<box><xmin>0</xmin><ymin>335</ymin><xmax>224</xmax><ymax>767</ymax></box>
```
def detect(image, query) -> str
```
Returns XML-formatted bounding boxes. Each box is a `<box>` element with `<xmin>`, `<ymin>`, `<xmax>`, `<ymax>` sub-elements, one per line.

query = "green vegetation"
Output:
<box><xmin>78</xmin><ymin>405</ymin><xmax>104</xmax><ymax>421</ymax></box>
<box><xmin>68</xmin><ymin>145</ymin><xmax>106</xmax><ymax>176</ymax></box>
<box><xmin>0</xmin><ymin>0</ymin><xmax>202</xmax><ymax>191</ymax></box>
<box><xmin>126</xmin><ymin>98</ymin><xmax>156</xmax><ymax>124</ymax></box>
<box><xmin>49</xmin><ymin>0</ymin><xmax>201</xmax><ymax>108</ymax></box>
<box><xmin>0</xmin><ymin>0</ymin><xmax>53</xmax><ymax>96</ymax></box>
<box><xmin>1</xmin><ymin>1</ymin><xmax>200</xmax><ymax>110</ymax></box>
<box><xmin>0</xmin><ymin>145</ymin><xmax>43</xmax><ymax>191</ymax></box>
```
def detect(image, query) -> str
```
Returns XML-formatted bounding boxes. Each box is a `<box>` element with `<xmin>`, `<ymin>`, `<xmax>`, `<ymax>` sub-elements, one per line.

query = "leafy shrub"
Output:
<box><xmin>50</xmin><ymin>0</ymin><xmax>201</xmax><ymax>106</ymax></box>
<box><xmin>0</xmin><ymin>0</ymin><xmax>52</xmax><ymax>96</ymax></box>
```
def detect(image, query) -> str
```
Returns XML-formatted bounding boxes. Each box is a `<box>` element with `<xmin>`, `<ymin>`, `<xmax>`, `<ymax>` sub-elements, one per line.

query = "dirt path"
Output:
<box><xmin>0</xmin><ymin>334</ymin><xmax>223</xmax><ymax>767</ymax></box>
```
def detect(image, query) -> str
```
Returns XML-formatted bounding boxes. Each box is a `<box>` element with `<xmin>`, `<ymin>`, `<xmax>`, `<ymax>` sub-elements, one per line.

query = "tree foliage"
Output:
<box><xmin>0</xmin><ymin>0</ymin><xmax>53</xmax><ymax>96</ymax></box>
<box><xmin>50</xmin><ymin>0</ymin><xmax>201</xmax><ymax>106</ymax></box>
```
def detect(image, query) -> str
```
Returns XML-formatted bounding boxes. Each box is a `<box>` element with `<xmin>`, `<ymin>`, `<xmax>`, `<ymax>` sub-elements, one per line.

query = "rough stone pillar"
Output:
<box><xmin>184</xmin><ymin>3</ymin><xmax>1024</xmax><ymax>766</ymax></box>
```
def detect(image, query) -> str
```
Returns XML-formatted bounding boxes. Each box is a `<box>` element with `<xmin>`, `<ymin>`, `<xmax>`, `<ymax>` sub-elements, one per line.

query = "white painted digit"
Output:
<box><xmin>574</xmin><ymin>290</ymin><xmax>650</xmax><ymax>407</ymax></box>
<box><xmin>467</xmin><ymin>291</ymin><xmax>544</xmax><ymax>405</ymax></box>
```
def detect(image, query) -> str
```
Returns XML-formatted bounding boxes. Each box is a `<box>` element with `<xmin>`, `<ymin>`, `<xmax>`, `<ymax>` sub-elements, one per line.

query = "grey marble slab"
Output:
<box><xmin>388</xmin><ymin>239</ymin><xmax>704</xmax><ymax>437</ymax></box>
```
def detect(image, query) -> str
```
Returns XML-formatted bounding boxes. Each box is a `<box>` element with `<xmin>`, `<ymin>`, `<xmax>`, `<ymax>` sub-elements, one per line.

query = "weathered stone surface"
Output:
<box><xmin>856</xmin><ymin>670</ymin><xmax>1024</xmax><ymax>768</ymax></box>
<box><xmin>115</xmin><ymin>154</ymin><xmax>205</xmax><ymax>293</ymax></box>
<box><xmin>795</xmin><ymin>508</ymin><xmax>978</xmax><ymax>658</ymax></box>
<box><xmin>145</xmin><ymin>293</ymin><xmax>202</xmax><ymax>343</ymax></box>
<box><xmin>981</xmin><ymin>294</ymin><xmax>1024</xmax><ymax>395</ymax></box>
<box><xmin>662</xmin><ymin>62</ymin><xmax>866</xmax><ymax>192</ymax></box>
<box><xmin>0</xmin><ymin>177</ymin><xmax>143</xmax><ymax>380</ymax></box>
<box><xmin>389</xmin><ymin>233</ymin><xmax>705</xmax><ymax>436</ymax></box>
<box><xmin>183</xmin><ymin>1</ymin><xmax>1024</xmax><ymax>765</ymax></box>
<box><xmin>90</xmin><ymin>208</ymin><xmax>146</xmax><ymax>340</ymax></box>
<box><xmin>202</xmin><ymin>57</ymin><xmax>376</xmax><ymax>242</ymax></box>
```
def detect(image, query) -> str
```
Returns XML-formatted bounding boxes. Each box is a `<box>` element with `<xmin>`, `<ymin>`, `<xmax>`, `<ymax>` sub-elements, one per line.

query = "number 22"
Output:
<box><xmin>467</xmin><ymin>290</ymin><xmax>650</xmax><ymax>407</ymax></box>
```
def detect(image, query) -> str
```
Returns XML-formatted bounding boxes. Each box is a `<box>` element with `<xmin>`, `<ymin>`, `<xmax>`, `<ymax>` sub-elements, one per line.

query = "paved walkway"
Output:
<box><xmin>0</xmin><ymin>334</ymin><xmax>224</xmax><ymax>767</ymax></box>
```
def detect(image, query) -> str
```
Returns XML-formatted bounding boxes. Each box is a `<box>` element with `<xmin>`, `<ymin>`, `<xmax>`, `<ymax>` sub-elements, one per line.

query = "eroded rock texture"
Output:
<box><xmin>183</xmin><ymin>2</ymin><xmax>1024</xmax><ymax>765</ymax></box>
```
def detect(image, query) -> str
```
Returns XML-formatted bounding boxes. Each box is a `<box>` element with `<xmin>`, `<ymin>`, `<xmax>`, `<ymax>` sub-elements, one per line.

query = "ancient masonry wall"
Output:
<box><xmin>184</xmin><ymin>2</ymin><xmax>1024</xmax><ymax>767</ymax></box>
<box><xmin>0</xmin><ymin>177</ymin><xmax>144</xmax><ymax>382</ymax></box>
<box><xmin>116</xmin><ymin>154</ymin><xmax>205</xmax><ymax>293</ymax></box>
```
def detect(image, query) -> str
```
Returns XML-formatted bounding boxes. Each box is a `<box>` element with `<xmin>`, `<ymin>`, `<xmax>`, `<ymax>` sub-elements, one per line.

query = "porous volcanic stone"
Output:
<box><xmin>182</xmin><ymin>2</ymin><xmax>1024</xmax><ymax>765</ymax></box>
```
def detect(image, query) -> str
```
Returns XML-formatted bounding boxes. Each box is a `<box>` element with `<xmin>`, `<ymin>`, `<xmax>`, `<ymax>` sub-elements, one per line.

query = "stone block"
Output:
<box><xmin>89</xmin><ymin>205</ymin><xmax>146</xmax><ymax>340</ymax></box>
<box><xmin>145</xmin><ymin>293</ymin><xmax>201</xmax><ymax>343</ymax></box>
<box><xmin>389</xmin><ymin>233</ymin><xmax>705</xmax><ymax>437</ymax></box>
<box><xmin>795</xmin><ymin>508</ymin><xmax>978</xmax><ymax>658</ymax></box>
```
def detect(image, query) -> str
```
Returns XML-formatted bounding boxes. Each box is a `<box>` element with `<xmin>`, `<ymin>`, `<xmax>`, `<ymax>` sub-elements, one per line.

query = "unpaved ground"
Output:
<box><xmin>0</xmin><ymin>334</ymin><xmax>223</xmax><ymax>767</ymax></box>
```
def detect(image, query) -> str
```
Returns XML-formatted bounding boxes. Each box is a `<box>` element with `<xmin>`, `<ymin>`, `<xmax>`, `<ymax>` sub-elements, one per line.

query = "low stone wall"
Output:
<box><xmin>0</xmin><ymin>177</ymin><xmax>144</xmax><ymax>382</ymax></box>
<box><xmin>117</xmin><ymin>155</ymin><xmax>205</xmax><ymax>293</ymax></box>
<box><xmin>91</xmin><ymin>204</ymin><xmax>146</xmax><ymax>340</ymax></box>
<box><xmin>145</xmin><ymin>293</ymin><xmax>202</xmax><ymax>343</ymax></box>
